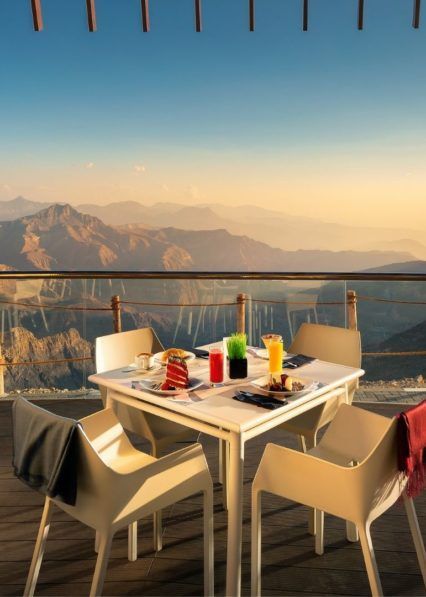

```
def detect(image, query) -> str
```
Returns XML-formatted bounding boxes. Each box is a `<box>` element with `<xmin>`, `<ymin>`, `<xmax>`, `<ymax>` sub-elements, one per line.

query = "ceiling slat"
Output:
<box><xmin>141</xmin><ymin>0</ymin><xmax>150</xmax><ymax>32</ymax></box>
<box><xmin>249</xmin><ymin>0</ymin><xmax>255</xmax><ymax>31</ymax></box>
<box><xmin>302</xmin><ymin>0</ymin><xmax>308</xmax><ymax>31</ymax></box>
<box><xmin>86</xmin><ymin>0</ymin><xmax>97</xmax><ymax>32</ymax></box>
<box><xmin>195</xmin><ymin>0</ymin><xmax>202</xmax><ymax>32</ymax></box>
<box><xmin>31</xmin><ymin>0</ymin><xmax>43</xmax><ymax>31</ymax></box>
<box><xmin>413</xmin><ymin>0</ymin><xmax>421</xmax><ymax>28</ymax></box>
<box><xmin>358</xmin><ymin>0</ymin><xmax>364</xmax><ymax>30</ymax></box>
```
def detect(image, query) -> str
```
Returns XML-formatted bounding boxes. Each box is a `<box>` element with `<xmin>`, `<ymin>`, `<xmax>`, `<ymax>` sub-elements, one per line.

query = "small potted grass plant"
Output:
<box><xmin>227</xmin><ymin>333</ymin><xmax>248</xmax><ymax>379</ymax></box>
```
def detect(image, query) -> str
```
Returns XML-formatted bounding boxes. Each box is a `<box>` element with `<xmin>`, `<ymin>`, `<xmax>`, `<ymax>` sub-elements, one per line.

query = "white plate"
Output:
<box><xmin>135</xmin><ymin>377</ymin><xmax>204</xmax><ymax>396</ymax></box>
<box><xmin>251</xmin><ymin>348</ymin><xmax>293</xmax><ymax>360</ymax></box>
<box><xmin>154</xmin><ymin>351</ymin><xmax>196</xmax><ymax>365</ymax></box>
<box><xmin>123</xmin><ymin>362</ymin><xmax>162</xmax><ymax>373</ymax></box>
<box><xmin>251</xmin><ymin>375</ymin><xmax>318</xmax><ymax>398</ymax></box>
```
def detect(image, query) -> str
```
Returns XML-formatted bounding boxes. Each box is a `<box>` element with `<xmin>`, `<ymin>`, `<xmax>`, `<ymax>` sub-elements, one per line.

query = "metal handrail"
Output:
<box><xmin>0</xmin><ymin>271</ymin><xmax>425</xmax><ymax>281</ymax></box>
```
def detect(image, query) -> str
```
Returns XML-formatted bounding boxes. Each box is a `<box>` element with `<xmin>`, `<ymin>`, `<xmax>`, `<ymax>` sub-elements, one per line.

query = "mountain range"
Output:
<box><xmin>0</xmin><ymin>203</ymin><xmax>423</xmax><ymax>271</ymax></box>
<box><xmin>1</xmin><ymin>196</ymin><xmax>426</xmax><ymax>260</ymax></box>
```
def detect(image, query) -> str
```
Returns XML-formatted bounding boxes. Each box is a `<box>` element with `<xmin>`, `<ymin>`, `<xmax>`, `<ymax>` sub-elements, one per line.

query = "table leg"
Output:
<box><xmin>226</xmin><ymin>432</ymin><xmax>244</xmax><ymax>597</ymax></box>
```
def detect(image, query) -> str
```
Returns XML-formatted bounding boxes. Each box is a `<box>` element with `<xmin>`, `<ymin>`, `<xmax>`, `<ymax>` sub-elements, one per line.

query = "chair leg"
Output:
<box><xmin>346</xmin><ymin>460</ymin><xmax>359</xmax><ymax>543</ymax></box>
<box><xmin>154</xmin><ymin>510</ymin><xmax>163</xmax><ymax>552</ymax></box>
<box><xmin>204</xmin><ymin>485</ymin><xmax>215</xmax><ymax>597</ymax></box>
<box><xmin>128</xmin><ymin>521</ymin><xmax>138</xmax><ymax>561</ymax></box>
<box><xmin>315</xmin><ymin>509</ymin><xmax>324</xmax><ymax>555</ymax></box>
<box><xmin>24</xmin><ymin>497</ymin><xmax>53</xmax><ymax>597</ymax></box>
<box><xmin>251</xmin><ymin>489</ymin><xmax>261</xmax><ymax>597</ymax></box>
<box><xmin>403</xmin><ymin>493</ymin><xmax>426</xmax><ymax>585</ymax></box>
<box><xmin>90</xmin><ymin>532</ymin><xmax>113</xmax><ymax>597</ymax></box>
<box><xmin>359</xmin><ymin>523</ymin><xmax>383</xmax><ymax>597</ymax></box>
<box><xmin>37</xmin><ymin>295</ymin><xmax>49</xmax><ymax>332</ymax></box>
<box><xmin>95</xmin><ymin>531</ymin><xmax>100</xmax><ymax>553</ymax></box>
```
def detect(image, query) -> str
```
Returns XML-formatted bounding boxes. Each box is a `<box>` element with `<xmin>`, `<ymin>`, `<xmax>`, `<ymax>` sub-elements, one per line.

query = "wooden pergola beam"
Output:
<box><xmin>413</xmin><ymin>0</ymin><xmax>421</xmax><ymax>28</ymax></box>
<box><xmin>249</xmin><ymin>0</ymin><xmax>255</xmax><ymax>31</ymax></box>
<box><xmin>358</xmin><ymin>0</ymin><xmax>364</xmax><ymax>30</ymax></box>
<box><xmin>86</xmin><ymin>0</ymin><xmax>97</xmax><ymax>32</ymax></box>
<box><xmin>30</xmin><ymin>0</ymin><xmax>43</xmax><ymax>31</ymax></box>
<box><xmin>141</xmin><ymin>0</ymin><xmax>150</xmax><ymax>32</ymax></box>
<box><xmin>195</xmin><ymin>0</ymin><xmax>202</xmax><ymax>32</ymax></box>
<box><xmin>302</xmin><ymin>0</ymin><xmax>308</xmax><ymax>31</ymax></box>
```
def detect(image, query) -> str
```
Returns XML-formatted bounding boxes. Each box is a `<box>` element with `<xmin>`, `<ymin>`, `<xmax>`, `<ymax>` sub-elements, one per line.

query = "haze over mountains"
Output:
<box><xmin>0</xmin><ymin>200</ymin><xmax>424</xmax><ymax>272</ymax></box>
<box><xmin>1</xmin><ymin>196</ymin><xmax>426</xmax><ymax>260</ymax></box>
<box><xmin>0</xmin><ymin>203</ymin><xmax>407</xmax><ymax>271</ymax></box>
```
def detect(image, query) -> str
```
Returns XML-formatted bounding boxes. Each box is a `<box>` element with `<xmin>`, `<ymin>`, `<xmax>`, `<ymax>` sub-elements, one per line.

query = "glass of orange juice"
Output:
<box><xmin>267</xmin><ymin>335</ymin><xmax>283</xmax><ymax>374</ymax></box>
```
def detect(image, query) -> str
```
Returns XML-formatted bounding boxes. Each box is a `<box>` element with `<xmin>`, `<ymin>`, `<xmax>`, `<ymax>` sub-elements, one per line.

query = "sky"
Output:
<box><xmin>0</xmin><ymin>0</ymin><xmax>425</xmax><ymax>230</ymax></box>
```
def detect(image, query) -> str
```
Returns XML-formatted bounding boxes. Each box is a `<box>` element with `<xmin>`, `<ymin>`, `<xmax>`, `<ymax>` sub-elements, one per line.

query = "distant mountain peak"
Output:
<box><xmin>21</xmin><ymin>203</ymin><xmax>104</xmax><ymax>230</ymax></box>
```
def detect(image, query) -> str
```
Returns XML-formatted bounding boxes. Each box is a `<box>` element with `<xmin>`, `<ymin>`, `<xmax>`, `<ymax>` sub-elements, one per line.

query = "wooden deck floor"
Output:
<box><xmin>0</xmin><ymin>399</ymin><xmax>424</xmax><ymax>597</ymax></box>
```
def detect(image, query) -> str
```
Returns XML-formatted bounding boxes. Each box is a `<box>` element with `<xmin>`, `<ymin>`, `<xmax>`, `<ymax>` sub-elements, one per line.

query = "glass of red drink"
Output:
<box><xmin>209</xmin><ymin>347</ymin><xmax>224</xmax><ymax>386</ymax></box>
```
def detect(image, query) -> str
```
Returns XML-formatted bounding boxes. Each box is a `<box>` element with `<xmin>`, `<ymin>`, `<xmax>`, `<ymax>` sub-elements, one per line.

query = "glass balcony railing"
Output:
<box><xmin>0</xmin><ymin>273</ymin><xmax>425</xmax><ymax>394</ymax></box>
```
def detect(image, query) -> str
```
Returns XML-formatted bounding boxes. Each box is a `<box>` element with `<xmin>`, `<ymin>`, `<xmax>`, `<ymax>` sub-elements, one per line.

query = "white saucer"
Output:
<box><xmin>123</xmin><ymin>362</ymin><xmax>162</xmax><ymax>373</ymax></box>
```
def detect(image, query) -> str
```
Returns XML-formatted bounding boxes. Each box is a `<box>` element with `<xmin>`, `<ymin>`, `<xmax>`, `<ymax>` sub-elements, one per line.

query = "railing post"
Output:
<box><xmin>236</xmin><ymin>293</ymin><xmax>246</xmax><ymax>335</ymax></box>
<box><xmin>111</xmin><ymin>295</ymin><xmax>122</xmax><ymax>333</ymax></box>
<box><xmin>347</xmin><ymin>290</ymin><xmax>358</xmax><ymax>331</ymax></box>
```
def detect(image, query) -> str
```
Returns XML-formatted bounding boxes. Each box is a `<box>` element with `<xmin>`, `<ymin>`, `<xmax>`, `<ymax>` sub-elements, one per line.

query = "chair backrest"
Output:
<box><xmin>14</xmin><ymin>279</ymin><xmax>45</xmax><ymax>300</ymax></box>
<box><xmin>320</xmin><ymin>404</ymin><xmax>401</xmax><ymax>519</ymax></box>
<box><xmin>95</xmin><ymin>327</ymin><xmax>164</xmax><ymax>373</ymax></box>
<box><xmin>320</xmin><ymin>403</ymin><xmax>395</xmax><ymax>464</ymax></box>
<box><xmin>289</xmin><ymin>323</ymin><xmax>361</xmax><ymax>369</ymax></box>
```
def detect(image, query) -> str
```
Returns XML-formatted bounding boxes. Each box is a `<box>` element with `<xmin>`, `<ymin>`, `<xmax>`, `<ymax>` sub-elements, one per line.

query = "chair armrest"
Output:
<box><xmin>107</xmin><ymin>443</ymin><xmax>212</xmax><ymax>525</ymax></box>
<box><xmin>254</xmin><ymin>443</ymin><xmax>360</xmax><ymax>521</ymax></box>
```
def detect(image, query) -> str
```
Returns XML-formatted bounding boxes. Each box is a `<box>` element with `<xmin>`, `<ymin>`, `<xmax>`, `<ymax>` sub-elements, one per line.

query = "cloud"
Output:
<box><xmin>85</xmin><ymin>162</ymin><xmax>95</xmax><ymax>169</ymax></box>
<box><xmin>1</xmin><ymin>184</ymin><xmax>12</xmax><ymax>193</ymax></box>
<box><xmin>161</xmin><ymin>184</ymin><xmax>170</xmax><ymax>192</ymax></box>
<box><xmin>134</xmin><ymin>164</ymin><xmax>146</xmax><ymax>173</ymax></box>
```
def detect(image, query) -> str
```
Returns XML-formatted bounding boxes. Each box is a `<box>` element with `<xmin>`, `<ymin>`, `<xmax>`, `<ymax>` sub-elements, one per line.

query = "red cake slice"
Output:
<box><xmin>161</xmin><ymin>356</ymin><xmax>189</xmax><ymax>390</ymax></box>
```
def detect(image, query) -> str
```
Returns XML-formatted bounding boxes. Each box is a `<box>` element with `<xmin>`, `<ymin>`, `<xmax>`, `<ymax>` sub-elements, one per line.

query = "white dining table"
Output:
<box><xmin>89</xmin><ymin>350</ymin><xmax>364</xmax><ymax>596</ymax></box>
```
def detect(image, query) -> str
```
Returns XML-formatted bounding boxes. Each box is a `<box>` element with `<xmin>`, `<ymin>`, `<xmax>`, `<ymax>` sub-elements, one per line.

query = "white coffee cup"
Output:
<box><xmin>135</xmin><ymin>352</ymin><xmax>154</xmax><ymax>370</ymax></box>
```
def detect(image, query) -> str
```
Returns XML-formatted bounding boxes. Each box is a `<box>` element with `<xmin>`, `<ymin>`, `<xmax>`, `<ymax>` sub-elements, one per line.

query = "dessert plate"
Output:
<box><xmin>135</xmin><ymin>377</ymin><xmax>204</xmax><ymax>396</ymax></box>
<box><xmin>251</xmin><ymin>375</ymin><xmax>318</xmax><ymax>398</ymax></box>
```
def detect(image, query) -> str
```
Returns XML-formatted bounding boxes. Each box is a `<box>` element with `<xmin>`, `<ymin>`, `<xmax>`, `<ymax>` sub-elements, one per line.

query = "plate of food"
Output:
<box><xmin>136</xmin><ymin>355</ymin><xmax>203</xmax><ymax>395</ymax></box>
<box><xmin>251</xmin><ymin>374</ymin><xmax>318</xmax><ymax>398</ymax></box>
<box><xmin>154</xmin><ymin>348</ymin><xmax>196</xmax><ymax>365</ymax></box>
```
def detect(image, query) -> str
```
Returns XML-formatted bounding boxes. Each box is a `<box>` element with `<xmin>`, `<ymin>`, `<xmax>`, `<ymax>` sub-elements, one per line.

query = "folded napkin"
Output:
<box><xmin>192</xmin><ymin>348</ymin><xmax>209</xmax><ymax>359</ymax></box>
<box><xmin>397</xmin><ymin>399</ymin><xmax>426</xmax><ymax>498</ymax></box>
<box><xmin>283</xmin><ymin>353</ymin><xmax>316</xmax><ymax>369</ymax></box>
<box><xmin>233</xmin><ymin>391</ymin><xmax>287</xmax><ymax>410</ymax></box>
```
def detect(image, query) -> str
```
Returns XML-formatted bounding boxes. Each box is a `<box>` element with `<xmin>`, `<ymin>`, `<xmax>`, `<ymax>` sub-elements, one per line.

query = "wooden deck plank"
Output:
<box><xmin>0</xmin><ymin>398</ymin><xmax>424</xmax><ymax>596</ymax></box>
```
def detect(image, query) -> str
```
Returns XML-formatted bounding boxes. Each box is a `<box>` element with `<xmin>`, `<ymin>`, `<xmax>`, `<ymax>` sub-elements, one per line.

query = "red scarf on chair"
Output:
<box><xmin>397</xmin><ymin>400</ymin><xmax>426</xmax><ymax>498</ymax></box>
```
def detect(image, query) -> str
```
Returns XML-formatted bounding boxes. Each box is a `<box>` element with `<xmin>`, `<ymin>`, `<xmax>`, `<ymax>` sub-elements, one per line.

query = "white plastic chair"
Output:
<box><xmin>279</xmin><ymin>323</ymin><xmax>361</xmax><ymax>451</ymax></box>
<box><xmin>251</xmin><ymin>403</ymin><xmax>426</xmax><ymax>597</ymax></box>
<box><xmin>95</xmin><ymin>327</ymin><xmax>197</xmax><ymax>554</ymax></box>
<box><xmin>24</xmin><ymin>406</ymin><xmax>214</xmax><ymax>597</ymax></box>
<box><xmin>279</xmin><ymin>323</ymin><xmax>361</xmax><ymax>536</ymax></box>
<box><xmin>0</xmin><ymin>279</ymin><xmax>48</xmax><ymax>344</ymax></box>
<box><xmin>286</xmin><ymin>292</ymin><xmax>319</xmax><ymax>340</ymax></box>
